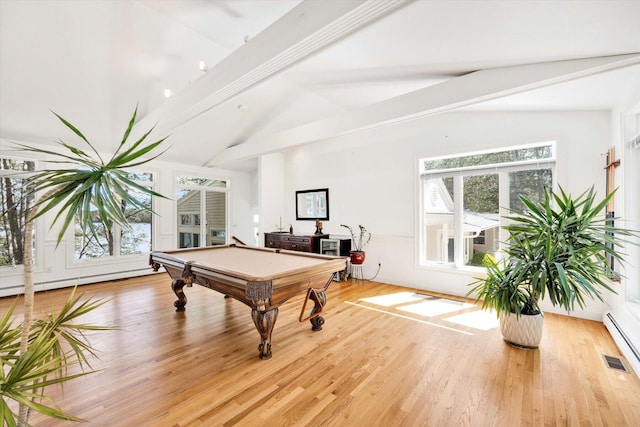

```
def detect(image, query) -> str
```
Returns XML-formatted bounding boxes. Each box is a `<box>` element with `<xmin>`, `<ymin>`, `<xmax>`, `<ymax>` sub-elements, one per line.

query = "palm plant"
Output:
<box><xmin>1</xmin><ymin>288</ymin><xmax>110</xmax><ymax>425</ymax></box>
<box><xmin>469</xmin><ymin>254</ymin><xmax>533</xmax><ymax>317</ymax></box>
<box><xmin>469</xmin><ymin>186</ymin><xmax>638</xmax><ymax>317</ymax></box>
<box><xmin>2</xmin><ymin>106</ymin><xmax>168</xmax><ymax>426</ymax></box>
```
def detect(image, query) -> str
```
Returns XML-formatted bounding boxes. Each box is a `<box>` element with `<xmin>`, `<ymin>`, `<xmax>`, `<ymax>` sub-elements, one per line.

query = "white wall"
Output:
<box><xmin>278</xmin><ymin>110</ymin><xmax>621</xmax><ymax>320</ymax></box>
<box><xmin>603</xmin><ymin>111</ymin><xmax>640</xmax><ymax>375</ymax></box>
<box><xmin>0</xmin><ymin>149</ymin><xmax>254</xmax><ymax>297</ymax></box>
<box><xmin>257</xmin><ymin>153</ymin><xmax>286</xmax><ymax>245</ymax></box>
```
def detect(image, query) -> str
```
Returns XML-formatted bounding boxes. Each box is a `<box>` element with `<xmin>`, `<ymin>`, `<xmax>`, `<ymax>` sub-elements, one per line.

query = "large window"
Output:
<box><xmin>75</xmin><ymin>172</ymin><xmax>154</xmax><ymax>259</ymax></box>
<box><xmin>420</xmin><ymin>143</ymin><xmax>555</xmax><ymax>268</ymax></box>
<box><xmin>0</xmin><ymin>158</ymin><xmax>35</xmax><ymax>267</ymax></box>
<box><xmin>176</xmin><ymin>176</ymin><xmax>227</xmax><ymax>249</ymax></box>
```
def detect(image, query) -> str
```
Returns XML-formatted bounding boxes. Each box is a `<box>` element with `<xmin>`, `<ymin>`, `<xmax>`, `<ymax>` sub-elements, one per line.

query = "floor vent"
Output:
<box><xmin>603</xmin><ymin>355</ymin><xmax>629</xmax><ymax>373</ymax></box>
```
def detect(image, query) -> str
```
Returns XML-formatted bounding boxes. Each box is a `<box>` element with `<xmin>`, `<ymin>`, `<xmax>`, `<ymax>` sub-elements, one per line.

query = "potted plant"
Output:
<box><xmin>2</xmin><ymin>106</ymin><xmax>167</xmax><ymax>425</ymax></box>
<box><xmin>468</xmin><ymin>186</ymin><xmax>638</xmax><ymax>348</ymax></box>
<box><xmin>340</xmin><ymin>224</ymin><xmax>371</xmax><ymax>265</ymax></box>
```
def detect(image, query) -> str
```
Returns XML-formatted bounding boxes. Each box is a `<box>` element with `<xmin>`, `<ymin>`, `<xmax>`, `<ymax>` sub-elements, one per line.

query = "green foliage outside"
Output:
<box><xmin>0</xmin><ymin>159</ymin><xmax>35</xmax><ymax>267</ymax></box>
<box><xmin>1</xmin><ymin>164</ymin><xmax>155</xmax><ymax>263</ymax></box>
<box><xmin>470</xmin><ymin>250</ymin><xmax>487</xmax><ymax>266</ymax></box>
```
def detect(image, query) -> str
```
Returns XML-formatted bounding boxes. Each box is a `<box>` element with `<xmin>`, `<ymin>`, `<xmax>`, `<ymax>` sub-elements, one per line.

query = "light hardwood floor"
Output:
<box><xmin>3</xmin><ymin>274</ymin><xmax>639</xmax><ymax>426</ymax></box>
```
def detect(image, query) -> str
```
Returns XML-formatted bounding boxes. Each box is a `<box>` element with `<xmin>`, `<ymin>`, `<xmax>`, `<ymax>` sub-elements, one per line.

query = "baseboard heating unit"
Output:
<box><xmin>603</xmin><ymin>311</ymin><xmax>640</xmax><ymax>377</ymax></box>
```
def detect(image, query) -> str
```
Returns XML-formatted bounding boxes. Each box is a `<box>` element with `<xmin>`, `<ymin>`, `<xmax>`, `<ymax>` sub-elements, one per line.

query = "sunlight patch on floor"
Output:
<box><xmin>444</xmin><ymin>309</ymin><xmax>500</xmax><ymax>330</ymax></box>
<box><xmin>359</xmin><ymin>292</ymin><xmax>427</xmax><ymax>307</ymax></box>
<box><xmin>344</xmin><ymin>301</ymin><xmax>474</xmax><ymax>335</ymax></box>
<box><xmin>352</xmin><ymin>290</ymin><xmax>499</xmax><ymax>334</ymax></box>
<box><xmin>397</xmin><ymin>299</ymin><xmax>474</xmax><ymax>317</ymax></box>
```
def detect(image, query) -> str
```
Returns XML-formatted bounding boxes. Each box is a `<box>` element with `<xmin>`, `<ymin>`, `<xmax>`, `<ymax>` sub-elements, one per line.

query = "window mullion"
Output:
<box><xmin>453</xmin><ymin>175</ymin><xmax>464</xmax><ymax>268</ymax></box>
<box><xmin>113</xmin><ymin>223</ymin><xmax>121</xmax><ymax>257</ymax></box>
<box><xmin>200</xmin><ymin>190</ymin><xmax>206</xmax><ymax>248</ymax></box>
<box><xmin>498</xmin><ymin>171</ymin><xmax>510</xmax><ymax>260</ymax></box>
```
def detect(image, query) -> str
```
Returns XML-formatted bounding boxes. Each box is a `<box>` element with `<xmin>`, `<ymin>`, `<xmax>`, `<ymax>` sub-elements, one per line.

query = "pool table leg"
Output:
<box><xmin>251</xmin><ymin>307</ymin><xmax>279</xmax><ymax>359</ymax></box>
<box><xmin>309</xmin><ymin>290</ymin><xmax>327</xmax><ymax>331</ymax></box>
<box><xmin>172</xmin><ymin>279</ymin><xmax>188</xmax><ymax>311</ymax></box>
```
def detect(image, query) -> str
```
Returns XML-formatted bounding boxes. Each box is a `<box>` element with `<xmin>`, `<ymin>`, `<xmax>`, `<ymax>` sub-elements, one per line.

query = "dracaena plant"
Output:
<box><xmin>2</xmin><ymin>106</ymin><xmax>168</xmax><ymax>426</ymax></box>
<box><xmin>469</xmin><ymin>186</ymin><xmax>638</xmax><ymax>317</ymax></box>
<box><xmin>17</xmin><ymin>107</ymin><xmax>168</xmax><ymax>244</ymax></box>
<box><xmin>1</xmin><ymin>288</ymin><xmax>110</xmax><ymax>426</ymax></box>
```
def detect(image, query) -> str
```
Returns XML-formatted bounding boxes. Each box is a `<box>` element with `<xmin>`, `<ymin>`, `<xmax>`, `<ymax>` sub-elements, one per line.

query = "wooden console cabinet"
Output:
<box><xmin>264</xmin><ymin>232</ymin><xmax>329</xmax><ymax>253</ymax></box>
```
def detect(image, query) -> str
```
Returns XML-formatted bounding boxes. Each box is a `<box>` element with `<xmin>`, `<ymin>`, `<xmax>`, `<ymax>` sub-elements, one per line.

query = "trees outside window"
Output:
<box><xmin>75</xmin><ymin>172</ymin><xmax>154</xmax><ymax>259</ymax></box>
<box><xmin>0</xmin><ymin>158</ymin><xmax>35</xmax><ymax>267</ymax></box>
<box><xmin>420</xmin><ymin>143</ymin><xmax>555</xmax><ymax>268</ymax></box>
<box><xmin>2</xmin><ymin>162</ymin><xmax>156</xmax><ymax>263</ymax></box>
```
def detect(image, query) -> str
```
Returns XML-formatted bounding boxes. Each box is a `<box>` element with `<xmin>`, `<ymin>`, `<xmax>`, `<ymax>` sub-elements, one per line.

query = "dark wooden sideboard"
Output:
<box><xmin>264</xmin><ymin>232</ymin><xmax>329</xmax><ymax>253</ymax></box>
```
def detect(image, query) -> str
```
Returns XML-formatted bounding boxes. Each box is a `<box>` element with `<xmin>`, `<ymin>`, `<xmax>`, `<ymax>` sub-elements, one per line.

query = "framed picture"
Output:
<box><xmin>295</xmin><ymin>188</ymin><xmax>329</xmax><ymax>220</ymax></box>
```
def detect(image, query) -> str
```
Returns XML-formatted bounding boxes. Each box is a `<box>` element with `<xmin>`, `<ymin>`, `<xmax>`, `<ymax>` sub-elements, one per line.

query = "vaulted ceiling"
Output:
<box><xmin>2</xmin><ymin>0</ymin><xmax>639</xmax><ymax>171</ymax></box>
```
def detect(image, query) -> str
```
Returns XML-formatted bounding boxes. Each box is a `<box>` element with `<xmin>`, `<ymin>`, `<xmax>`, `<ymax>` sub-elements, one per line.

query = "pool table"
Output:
<box><xmin>149</xmin><ymin>244</ymin><xmax>347</xmax><ymax>359</ymax></box>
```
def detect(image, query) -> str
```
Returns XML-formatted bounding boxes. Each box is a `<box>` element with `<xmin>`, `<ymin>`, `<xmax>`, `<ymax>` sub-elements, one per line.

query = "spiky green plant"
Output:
<box><xmin>468</xmin><ymin>253</ymin><xmax>534</xmax><ymax>317</ymax></box>
<box><xmin>468</xmin><ymin>186</ymin><xmax>638</xmax><ymax>317</ymax></box>
<box><xmin>5</xmin><ymin>105</ymin><xmax>168</xmax><ymax>425</ymax></box>
<box><xmin>16</xmin><ymin>107</ymin><xmax>168</xmax><ymax>244</ymax></box>
<box><xmin>1</xmin><ymin>288</ymin><xmax>111</xmax><ymax>426</ymax></box>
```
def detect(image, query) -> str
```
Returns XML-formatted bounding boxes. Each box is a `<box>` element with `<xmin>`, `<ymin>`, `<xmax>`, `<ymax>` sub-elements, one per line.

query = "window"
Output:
<box><xmin>419</xmin><ymin>143</ymin><xmax>555</xmax><ymax>268</ymax></box>
<box><xmin>179</xmin><ymin>232</ymin><xmax>199</xmax><ymax>248</ymax></box>
<box><xmin>473</xmin><ymin>230</ymin><xmax>486</xmax><ymax>245</ymax></box>
<box><xmin>0</xmin><ymin>158</ymin><xmax>35</xmax><ymax>267</ymax></box>
<box><xmin>176</xmin><ymin>176</ymin><xmax>227</xmax><ymax>248</ymax></box>
<box><xmin>75</xmin><ymin>171</ymin><xmax>154</xmax><ymax>259</ymax></box>
<box><xmin>119</xmin><ymin>184</ymin><xmax>153</xmax><ymax>256</ymax></box>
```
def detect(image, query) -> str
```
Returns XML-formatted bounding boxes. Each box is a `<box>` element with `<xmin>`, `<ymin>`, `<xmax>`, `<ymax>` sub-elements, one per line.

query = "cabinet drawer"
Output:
<box><xmin>264</xmin><ymin>235</ymin><xmax>280</xmax><ymax>248</ymax></box>
<box><xmin>265</xmin><ymin>239</ymin><xmax>279</xmax><ymax>248</ymax></box>
<box><xmin>282</xmin><ymin>236</ymin><xmax>311</xmax><ymax>244</ymax></box>
<box><xmin>281</xmin><ymin>241</ymin><xmax>312</xmax><ymax>252</ymax></box>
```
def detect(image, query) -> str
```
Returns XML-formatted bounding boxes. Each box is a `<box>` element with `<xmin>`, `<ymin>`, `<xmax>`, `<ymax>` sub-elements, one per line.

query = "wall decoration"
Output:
<box><xmin>296</xmin><ymin>188</ymin><xmax>329</xmax><ymax>220</ymax></box>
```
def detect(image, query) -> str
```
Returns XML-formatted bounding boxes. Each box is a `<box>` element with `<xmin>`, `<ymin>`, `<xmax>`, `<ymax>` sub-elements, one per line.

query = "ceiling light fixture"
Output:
<box><xmin>163</xmin><ymin>89</ymin><xmax>172</xmax><ymax>98</ymax></box>
<box><xmin>199</xmin><ymin>59</ymin><xmax>208</xmax><ymax>72</ymax></box>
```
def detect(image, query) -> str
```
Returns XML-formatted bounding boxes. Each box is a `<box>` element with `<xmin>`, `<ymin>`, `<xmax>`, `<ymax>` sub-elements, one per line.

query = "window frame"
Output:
<box><xmin>418</xmin><ymin>142</ymin><xmax>556</xmax><ymax>270</ymax></box>
<box><xmin>0</xmin><ymin>155</ymin><xmax>43</xmax><ymax>272</ymax></box>
<box><xmin>175</xmin><ymin>175</ymin><xmax>229</xmax><ymax>249</ymax></box>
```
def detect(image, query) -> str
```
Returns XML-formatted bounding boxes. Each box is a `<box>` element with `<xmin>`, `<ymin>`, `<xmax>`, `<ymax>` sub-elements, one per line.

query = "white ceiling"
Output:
<box><xmin>1</xmin><ymin>0</ymin><xmax>639</xmax><ymax>171</ymax></box>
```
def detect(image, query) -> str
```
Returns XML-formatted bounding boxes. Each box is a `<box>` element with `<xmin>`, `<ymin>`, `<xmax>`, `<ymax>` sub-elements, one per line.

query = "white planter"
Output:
<box><xmin>499</xmin><ymin>311</ymin><xmax>544</xmax><ymax>348</ymax></box>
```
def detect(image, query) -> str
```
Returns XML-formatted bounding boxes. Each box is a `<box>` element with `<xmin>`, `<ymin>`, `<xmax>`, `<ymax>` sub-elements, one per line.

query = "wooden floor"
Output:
<box><xmin>2</xmin><ymin>274</ymin><xmax>639</xmax><ymax>427</ymax></box>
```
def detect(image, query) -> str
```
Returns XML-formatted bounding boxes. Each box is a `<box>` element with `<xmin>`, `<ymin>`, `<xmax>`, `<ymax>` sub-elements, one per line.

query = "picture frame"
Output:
<box><xmin>295</xmin><ymin>188</ymin><xmax>329</xmax><ymax>220</ymax></box>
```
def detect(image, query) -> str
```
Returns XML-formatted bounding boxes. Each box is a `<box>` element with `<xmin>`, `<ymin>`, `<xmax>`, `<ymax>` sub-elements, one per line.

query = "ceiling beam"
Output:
<box><xmin>135</xmin><ymin>0</ymin><xmax>413</xmax><ymax>137</ymax></box>
<box><xmin>206</xmin><ymin>53</ymin><xmax>640</xmax><ymax>167</ymax></box>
